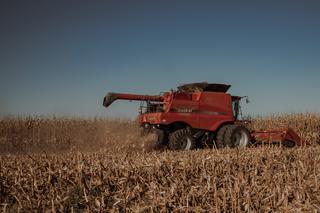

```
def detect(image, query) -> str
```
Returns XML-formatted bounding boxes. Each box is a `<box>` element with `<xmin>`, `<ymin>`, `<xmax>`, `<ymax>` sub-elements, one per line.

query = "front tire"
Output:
<box><xmin>168</xmin><ymin>129</ymin><xmax>196</xmax><ymax>151</ymax></box>
<box><xmin>216</xmin><ymin>125</ymin><xmax>229</xmax><ymax>148</ymax></box>
<box><xmin>224</xmin><ymin>125</ymin><xmax>251</xmax><ymax>148</ymax></box>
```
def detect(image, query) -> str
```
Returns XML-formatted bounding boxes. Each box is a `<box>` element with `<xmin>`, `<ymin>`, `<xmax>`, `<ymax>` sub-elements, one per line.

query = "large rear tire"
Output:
<box><xmin>224</xmin><ymin>125</ymin><xmax>251</xmax><ymax>148</ymax></box>
<box><xmin>216</xmin><ymin>125</ymin><xmax>230</xmax><ymax>148</ymax></box>
<box><xmin>168</xmin><ymin>129</ymin><xmax>196</xmax><ymax>151</ymax></box>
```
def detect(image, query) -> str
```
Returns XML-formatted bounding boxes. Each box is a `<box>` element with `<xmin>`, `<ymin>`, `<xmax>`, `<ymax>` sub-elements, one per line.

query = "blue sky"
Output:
<box><xmin>0</xmin><ymin>0</ymin><xmax>319</xmax><ymax>118</ymax></box>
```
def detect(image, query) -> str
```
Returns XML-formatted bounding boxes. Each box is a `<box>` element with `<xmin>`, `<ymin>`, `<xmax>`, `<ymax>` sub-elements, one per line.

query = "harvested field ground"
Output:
<box><xmin>0</xmin><ymin>113</ymin><xmax>320</xmax><ymax>212</ymax></box>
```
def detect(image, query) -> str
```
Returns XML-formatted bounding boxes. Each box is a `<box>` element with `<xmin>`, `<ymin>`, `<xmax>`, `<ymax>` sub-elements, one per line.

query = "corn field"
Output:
<box><xmin>0</xmin><ymin>113</ymin><xmax>320</xmax><ymax>212</ymax></box>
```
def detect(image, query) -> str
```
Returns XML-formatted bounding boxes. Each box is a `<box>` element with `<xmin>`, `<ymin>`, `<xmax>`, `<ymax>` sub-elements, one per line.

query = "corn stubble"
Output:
<box><xmin>0</xmin><ymin>113</ymin><xmax>320</xmax><ymax>212</ymax></box>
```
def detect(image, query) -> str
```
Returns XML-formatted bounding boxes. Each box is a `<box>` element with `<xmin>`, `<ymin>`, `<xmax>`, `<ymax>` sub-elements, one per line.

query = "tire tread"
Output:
<box><xmin>169</xmin><ymin>129</ymin><xmax>195</xmax><ymax>150</ymax></box>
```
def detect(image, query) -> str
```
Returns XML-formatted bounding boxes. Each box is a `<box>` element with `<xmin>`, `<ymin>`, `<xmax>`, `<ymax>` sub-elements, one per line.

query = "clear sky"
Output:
<box><xmin>0</xmin><ymin>0</ymin><xmax>319</xmax><ymax>118</ymax></box>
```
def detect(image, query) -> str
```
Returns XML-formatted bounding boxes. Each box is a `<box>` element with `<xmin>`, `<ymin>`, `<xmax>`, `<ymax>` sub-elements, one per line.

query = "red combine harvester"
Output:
<box><xmin>103</xmin><ymin>82</ymin><xmax>304</xmax><ymax>150</ymax></box>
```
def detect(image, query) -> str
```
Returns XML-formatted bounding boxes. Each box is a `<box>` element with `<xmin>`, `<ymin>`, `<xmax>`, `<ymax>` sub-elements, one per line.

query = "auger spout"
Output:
<box><xmin>103</xmin><ymin>92</ymin><xmax>164</xmax><ymax>108</ymax></box>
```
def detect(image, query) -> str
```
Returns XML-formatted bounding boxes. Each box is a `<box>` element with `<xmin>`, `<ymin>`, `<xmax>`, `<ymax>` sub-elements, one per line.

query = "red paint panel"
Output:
<box><xmin>198</xmin><ymin>92</ymin><xmax>233</xmax><ymax>131</ymax></box>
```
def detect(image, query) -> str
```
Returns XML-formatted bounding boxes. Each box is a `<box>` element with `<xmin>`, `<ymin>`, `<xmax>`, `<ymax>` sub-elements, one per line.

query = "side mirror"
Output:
<box><xmin>241</xmin><ymin>96</ymin><xmax>250</xmax><ymax>104</ymax></box>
